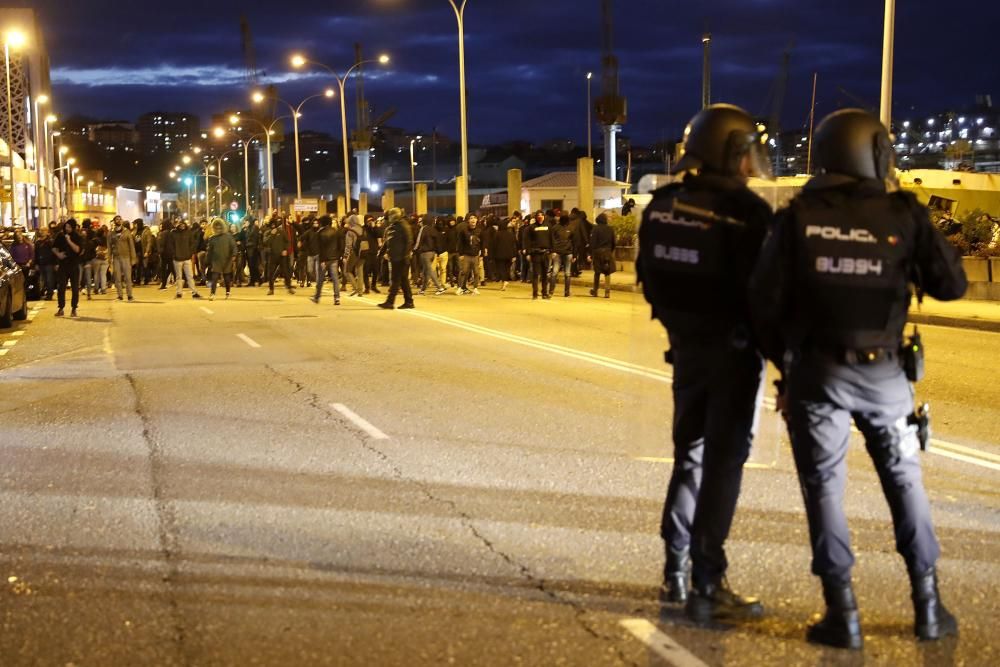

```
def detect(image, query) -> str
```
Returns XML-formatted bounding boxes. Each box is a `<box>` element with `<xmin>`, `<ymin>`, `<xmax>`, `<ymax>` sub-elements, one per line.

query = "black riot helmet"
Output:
<box><xmin>813</xmin><ymin>109</ymin><xmax>894</xmax><ymax>182</ymax></box>
<box><xmin>673</xmin><ymin>104</ymin><xmax>771</xmax><ymax>178</ymax></box>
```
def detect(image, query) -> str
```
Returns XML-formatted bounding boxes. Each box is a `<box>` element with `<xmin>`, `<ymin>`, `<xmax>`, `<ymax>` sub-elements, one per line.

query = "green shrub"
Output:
<box><xmin>606</xmin><ymin>212</ymin><xmax>637</xmax><ymax>246</ymax></box>
<box><xmin>931</xmin><ymin>208</ymin><xmax>1000</xmax><ymax>257</ymax></box>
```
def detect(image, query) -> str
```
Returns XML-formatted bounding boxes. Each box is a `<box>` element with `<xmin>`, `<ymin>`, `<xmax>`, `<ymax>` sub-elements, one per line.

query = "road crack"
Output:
<box><xmin>125</xmin><ymin>373</ymin><xmax>190</xmax><ymax>667</ymax></box>
<box><xmin>268</xmin><ymin>366</ymin><xmax>638</xmax><ymax>667</ymax></box>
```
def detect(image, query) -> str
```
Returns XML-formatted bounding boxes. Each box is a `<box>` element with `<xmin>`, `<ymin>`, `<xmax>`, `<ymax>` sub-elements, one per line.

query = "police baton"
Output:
<box><xmin>668</xmin><ymin>200</ymin><xmax>747</xmax><ymax>228</ymax></box>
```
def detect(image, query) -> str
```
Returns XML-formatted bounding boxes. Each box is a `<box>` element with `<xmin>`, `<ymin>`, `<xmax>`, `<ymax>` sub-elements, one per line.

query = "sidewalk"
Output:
<box><xmin>569</xmin><ymin>270</ymin><xmax>1000</xmax><ymax>332</ymax></box>
<box><xmin>910</xmin><ymin>297</ymin><xmax>1000</xmax><ymax>333</ymax></box>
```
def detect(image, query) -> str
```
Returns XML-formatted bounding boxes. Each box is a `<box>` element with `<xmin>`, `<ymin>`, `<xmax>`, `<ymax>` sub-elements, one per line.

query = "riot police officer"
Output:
<box><xmin>637</xmin><ymin>104</ymin><xmax>773</xmax><ymax>623</ymax></box>
<box><xmin>749</xmin><ymin>109</ymin><xmax>966</xmax><ymax>649</ymax></box>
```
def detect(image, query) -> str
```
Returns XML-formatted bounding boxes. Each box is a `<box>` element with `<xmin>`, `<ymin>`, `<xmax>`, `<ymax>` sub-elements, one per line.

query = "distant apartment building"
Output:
<box><xmin>137</xmin><ymin>112</ymin><xmax>200</xmax><ymax>154</ymax></box>
<box><xmin>88</xmin><ymin>122</ymin><xmax>137</xmax><ymax>153</ymax></box>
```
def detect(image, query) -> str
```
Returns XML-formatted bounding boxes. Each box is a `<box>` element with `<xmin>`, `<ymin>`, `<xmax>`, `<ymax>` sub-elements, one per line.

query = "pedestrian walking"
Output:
<box><xmin>749</xmin><ymin>109</ymin><xmax>967</xmax><ymax>649</ymax></box>
<box><xmin>589</xmin><ymin>213</ymin><xmax>616</xmax><ymax>298</ymax></box>
<box><xmin>92</xmin><ymin>227</ymin><xmax>110</xmax><ymax>295</ymax></box>
<box><xmin>525</xmin><ymin>211</ymin><xmax>554</xmax><ymax>300</ymax></box>
<box><xmin>108</xmin><ymin>217</ymin><xmax>137</xmax><ymax>301</ymax></box>
<box><xmin>170</xmin><ymin>219</ymin><xmax>202</xmax><ymax>299</ymax></box>
<box><xmin>415</xmin><ymin>216</ymin><xmax>445</xmax><ymax>295</ymax></box>
<box><xmin>264</xmin><ymin>218</ymin><xmax>295</xmax><ymax>295</ymax></box>
<box><xmin>491</xmin><ymin>218</ymin><xmax>517</xmax><ymax>290</ymax></box>
<box><xmin>52</xmin><ymin>218</ymin><xmax>84</xmax><ymax>317</ymax></box>
<box><xmin>343</xmin><ymin>214</ymin><xmax>366</xmax><ymax>297</ymax></box>
<box><xmin>33</xmin><ymin>227</ymin><xmax>56</xmax><ymax>300</ymax></box>
<box><xmin>377</xmin><ymin>208</ymin><xmax>414</xmax><ymax>310</ymax></box>
<box><xmin>205</xmin><ymin>218</ymin><xmax>237</xmax><ymax>300</ymax></box>
<box><xmin>550</xmin><ymin>214</ymin><xmax>578</xmax><ymax>297</ymax></box>
<box><xmin>456</xmin><ymin>215</ymin><xmax>482</xmax><ymax>295</ymax></box>
<box><xmin>311</xmin><ymin>215</ymin><xmax>345</xmax><ymax>306</ymax></box>
<box><xmin>157</xmin><ymin>220</ymin><xmax>175</xmax><ymax>290</ymax></box>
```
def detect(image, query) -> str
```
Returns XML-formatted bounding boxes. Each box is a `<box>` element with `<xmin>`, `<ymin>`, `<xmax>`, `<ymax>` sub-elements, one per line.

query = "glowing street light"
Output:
<box><xmin>256</xmin><ymin>88</ymin><xmax>336</xmax><ymax>198</ymax></box>
<box><xmin>290</xmin><ymin>52</ymin><xmax>391</xmax><ymax>207</ymax></box>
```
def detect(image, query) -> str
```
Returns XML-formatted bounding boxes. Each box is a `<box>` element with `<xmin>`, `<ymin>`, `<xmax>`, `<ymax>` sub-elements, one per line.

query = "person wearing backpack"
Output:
<box><xmin>343</xmin><ymin>214</ymin><xmax>366</xmax><ymax>297</ymax></box>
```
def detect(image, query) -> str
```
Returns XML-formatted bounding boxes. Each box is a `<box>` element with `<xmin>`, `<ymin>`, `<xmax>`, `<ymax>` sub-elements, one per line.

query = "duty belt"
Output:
<box><xmin>805</xmin><ymin>345</ymin><xmax>898</xmax><ymax>365</ymax></box>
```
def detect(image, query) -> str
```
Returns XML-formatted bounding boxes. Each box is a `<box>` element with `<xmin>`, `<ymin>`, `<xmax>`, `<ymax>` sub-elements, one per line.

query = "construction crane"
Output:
<box><xmin>758</xmin><ymin>41</ymin><xmax>793</xmax><ymax>174</ymax></box>
<box><xmin>594</xmin><ymin>0</ymin><xmax>627</xmax><ymax>181</ymax></box>
<box><xmin>240</xmin><ymin>16</ymin><xmax>257</xmax><ymax>86</ymax></box>
<box><xmin>350</xmin><ymin>44</ymin><xmax>373</xmax><ymax>197</ymax></box>
<box><xmin>350</xmin><ymin>44</ymin><xmax>396</xmax><ymax>198</ymax></box>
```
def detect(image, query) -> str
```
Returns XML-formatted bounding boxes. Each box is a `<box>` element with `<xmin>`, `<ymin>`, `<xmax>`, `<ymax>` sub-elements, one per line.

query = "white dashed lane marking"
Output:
<box><xmin>330</xmin><ymin>403</ymin><xmax>389</xmax><ymax>440</ymax></box>
<box><xmin>236</xmin><ymin>333</ymin><xmax>261</xmax><ymax>349</ymax></box>
<box><xmin>620</xmin><ymin>619</ymin><xmax>709</xmax><ymax>667</ymax></box>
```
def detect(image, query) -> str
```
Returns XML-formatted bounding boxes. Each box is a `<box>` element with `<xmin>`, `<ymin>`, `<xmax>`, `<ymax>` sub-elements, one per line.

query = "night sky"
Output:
<box><xmin>32</xmin><ymin>0</ymin><xmax>1000</xmax><ymax>146</ymax></box>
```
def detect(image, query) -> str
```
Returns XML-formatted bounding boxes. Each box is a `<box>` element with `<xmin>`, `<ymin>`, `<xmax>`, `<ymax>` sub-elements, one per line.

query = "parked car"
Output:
<box><xmin>0</xmin><ymin>246</ymin><xmax>28</xmax><ymax>328</ymax></box>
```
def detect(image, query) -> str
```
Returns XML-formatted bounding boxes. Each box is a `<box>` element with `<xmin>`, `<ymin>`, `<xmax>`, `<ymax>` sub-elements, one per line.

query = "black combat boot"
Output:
<box><xmin>806</xmin><ymin>578</ymin><xmax>863</xmax><ymax>650</ymax></box>
<box><xmin>910</xmin><ymin>567</ymin><xmax>958</xmax><ymax>641</ymax></box>
<box><xmin>658</xmin><ymin>546</ymin><xmax>690</xmax><ymax>604</ymax></box>
<box><xmin>685</xmin><ymin>577</ymin><xmax>764</xmax><ymax>624</ymax></box>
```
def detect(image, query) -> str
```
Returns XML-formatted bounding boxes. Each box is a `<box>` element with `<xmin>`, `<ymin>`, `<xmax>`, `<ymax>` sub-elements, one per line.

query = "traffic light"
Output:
<box><xmin>228</xmin><ymin>211</ymin><xmax>241</xmax><ymax>224</ymax></box>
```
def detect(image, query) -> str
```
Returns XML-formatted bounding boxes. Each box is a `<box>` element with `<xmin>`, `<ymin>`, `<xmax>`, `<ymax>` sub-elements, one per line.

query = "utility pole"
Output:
<box><xmin>879</xmin><ymin>0</ymin><xmax>896</xmax><ymax>128</ymax></box>
<box><xmin>701</xmin><ymin>33</ymin><xmax>712</xmax><ymax>109</ymax></box>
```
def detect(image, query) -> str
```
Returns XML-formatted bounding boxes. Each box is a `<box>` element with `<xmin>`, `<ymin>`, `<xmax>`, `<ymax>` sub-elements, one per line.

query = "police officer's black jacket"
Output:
<box><xmin>637</xmin><ymin>171</ymin><xmax>773</xmax><ymax>338</ymax></box>
<box><xmin>748</xmin><ymin>175</ymin><xmax>967</xmax><ymax>365</ymax></box>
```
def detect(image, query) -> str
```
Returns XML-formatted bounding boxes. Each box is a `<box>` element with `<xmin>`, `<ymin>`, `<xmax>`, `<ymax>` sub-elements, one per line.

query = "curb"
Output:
<box><xmin>569</xmin><ymin>277</ymin><xmax>639</xmax><ymax>294</ymax></box>
<box><xmin>908</xmin><ymin>313</ymin><xmax>1000</xmax><ymax>334</ymax></box>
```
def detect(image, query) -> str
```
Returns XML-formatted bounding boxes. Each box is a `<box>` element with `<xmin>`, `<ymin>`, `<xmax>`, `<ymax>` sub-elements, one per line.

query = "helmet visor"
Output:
<box><xmin>737</xmin><ymin>128</ymin><xmax>775</xmax><ymax>180</ymax></box>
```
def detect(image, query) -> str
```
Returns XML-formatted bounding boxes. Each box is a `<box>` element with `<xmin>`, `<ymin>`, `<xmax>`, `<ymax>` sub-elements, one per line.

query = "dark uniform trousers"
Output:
<box><xmin>661</xmin><ymin>332</ymin><xmax>765</xmax><ymax>587</ymax></box>
<box><xmin>786</xmin><ymin>351</ymin><xmax>940</xmax><ymax>584</ymax></box>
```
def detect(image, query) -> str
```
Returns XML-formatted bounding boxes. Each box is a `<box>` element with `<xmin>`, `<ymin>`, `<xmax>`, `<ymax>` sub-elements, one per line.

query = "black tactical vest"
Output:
<box><xmin>638</xmin><ymin>187</ymin><xmax>732</xmax><ymax>317</ymax></box>
<box><xmin>791</xmin><ymin>191</ymin><xmax>915</xmax><ymax>348</ymax></box>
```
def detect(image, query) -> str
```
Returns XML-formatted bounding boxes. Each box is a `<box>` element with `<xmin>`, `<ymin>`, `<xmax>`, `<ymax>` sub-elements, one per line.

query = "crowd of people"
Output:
<box><xmin>8</xmin><ymin>206</ymin><xmax>619</xmax><ymax>316</ymax></box>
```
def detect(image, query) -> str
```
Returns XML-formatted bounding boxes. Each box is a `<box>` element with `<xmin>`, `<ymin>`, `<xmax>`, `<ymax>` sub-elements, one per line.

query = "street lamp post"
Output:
<box><xmin>32</xmin><ymin>93</ymin><xmax>48</xmax><ymax>226</ymax></box>
<box><xmin>586</xmin><ymin>72</ymin><xmax>593</xmax><ymax>159</ymax></box>
<box><xmin>410</xmin><ymin>138</ymin><xmax>417</xmax><ymax>210</ymax></box>
<box><xmin>238</xmin><ymin>109</ymin><xmax>288</xmax><ymax>216</ymax></box>
<box><xmin>216</xmin><ymin>118</ymin><xmax>264</xmax><ymax>215</ymax></box>
<box><xmin>256</xmin><ymin>89</ymin><xmax>335</xmax><ymax>200</ymax></box>
<box><xmin>4</xmin><ymin>29</ymin><xmax>26</xmax><ymax>227</ymax></box>
<box><xmin>880</xmin><ymin>0</ymin><xmax>896</xmax><ymax>128</ymax></box>
<box><xmin>291</xmin><ymin>53</ymin><xmax>389</xmax><ymax>211</ymax></box>
<box><xmin>446</xmin><ymin>0</ymin><xmax>470</xmax><ymax>214</ymax></box>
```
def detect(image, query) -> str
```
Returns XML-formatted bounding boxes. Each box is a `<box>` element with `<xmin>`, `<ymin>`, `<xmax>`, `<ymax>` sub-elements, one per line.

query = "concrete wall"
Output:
<box><xmin>961</xmin><ymin>257</ymin><xmax>1000</xmax><ymax>301</ymax></box>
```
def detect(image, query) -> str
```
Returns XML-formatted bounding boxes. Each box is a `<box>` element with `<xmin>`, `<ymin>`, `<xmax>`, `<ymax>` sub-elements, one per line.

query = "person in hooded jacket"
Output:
<box><xmin>445</xmin><ymin>216</ymin><xmax>460</xmax><ymax>286</ymax></box>
<box><xmin>52</xmin><ymin>218</ymin><xmax>84</xmax><ymax>317</ymax></box>
<box><xmin>550</xmin><ymin>214</ymin><xmax>578</xmax><ymax>297</ymax></box>
<box><xmin>205</xmin><ymin>218</ymin><xmax>237</xmax><ymax>300</ymax></box>
<box><xmin>141</xmin><ymin>221</ymin><xmax>156</xmax><ymax>284</ymax></box>
<box><xmin>342</xmin><ymin>214</ymin><xmax>366</xmax><ymax>297</ymax></box>
<box><xmin>377</xmin><ymin>208</ymin><xmax>414</xmax><ymax>309</ymax></box>
<box><xmin>264</xmin><ymin>218</ymin><xmax>295</xmax><ymax>295</ymax></box>
<box><xmin>157</xmin><ymin>220</ymin><xmax>174</xmax><ymax>290</ymax></box>
<box><xmin>310</xmin><ymin>215</ymin><xmax>345</xmax><ymax>306</ymax></box>
<box><xmin>33</xmin><ymin>226</ymin><xmax>56</xmax><ymax>300</ymax></box>
<box><xmin>589</xmin><ymin>213</ymin><xmax>617</xmax><ymax>298</ymax></box>
<box><xmin>171</xmin><ymin>219</ymin><xmax>202</xmax><ymax>298</ymax></box>
<box><xmin>362</xmin><ymin>215</ymin><xmax>381</xmax><ymax>294</ymax></box>
<box><xmin>108</xmin><ymin>217</ymin><xmax>137</xmax><ymax>301</ymax></box>
<box><xmin>415</xmin><ymin>216</ymin><xmax>446</xmax><ymax>295</ymax></box>
<box><xmin>491</xmin><ymin>218</ymin><xmax>517</xmax><ymax>290</ymax></box>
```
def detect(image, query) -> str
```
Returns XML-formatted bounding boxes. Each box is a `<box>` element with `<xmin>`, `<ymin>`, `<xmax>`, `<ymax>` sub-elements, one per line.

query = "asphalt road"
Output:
<box><xmin>1</xmin><ymin>279</ymin><xmax>997</xmax><ymax>666</ymax></box>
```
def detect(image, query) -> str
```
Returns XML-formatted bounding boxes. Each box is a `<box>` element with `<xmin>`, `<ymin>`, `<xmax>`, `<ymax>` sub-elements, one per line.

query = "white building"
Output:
<box><xmin>519</xmin><ymin>171</ymin><xmax>629</xmax><ymax>214</ymax></box>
